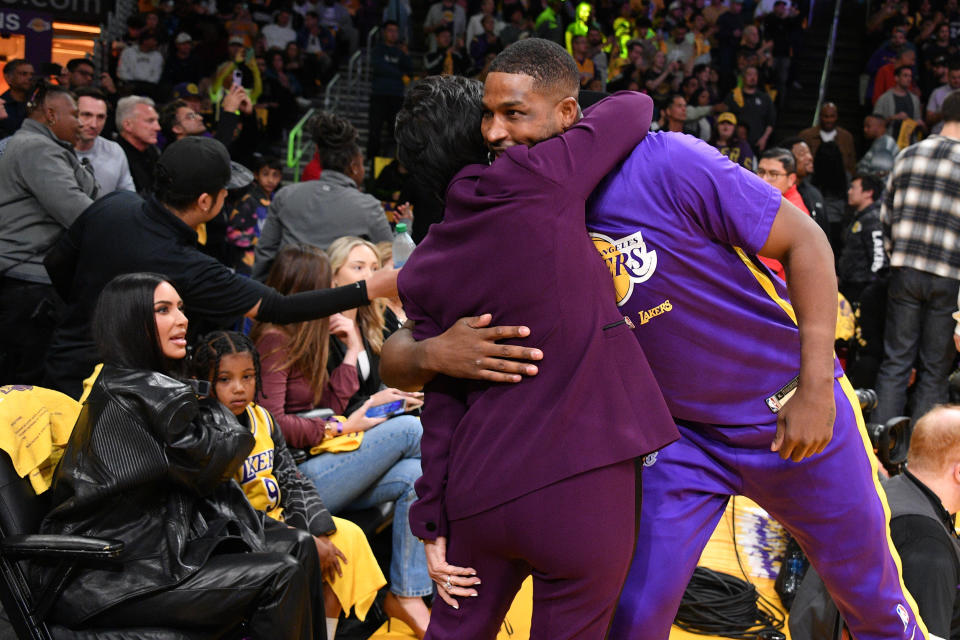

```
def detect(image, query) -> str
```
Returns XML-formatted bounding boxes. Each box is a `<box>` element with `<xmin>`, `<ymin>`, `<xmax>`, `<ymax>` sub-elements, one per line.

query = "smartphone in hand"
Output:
<box><xmin>365</xmin><ymin>399</ymin><xmax>406</xmax><ymax>419</ymax></box>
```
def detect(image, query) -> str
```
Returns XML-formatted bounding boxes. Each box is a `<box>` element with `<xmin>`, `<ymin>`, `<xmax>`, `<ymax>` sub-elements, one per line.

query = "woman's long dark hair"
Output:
<box><xmin>92</xmin><ymin>272</ymin><xmax>180</xmax><ymax>375</ymax></box>
<box><xmin>395</xmin><ymin>75</ymin><xmax>488</xmax><ymax>203</ymax></box>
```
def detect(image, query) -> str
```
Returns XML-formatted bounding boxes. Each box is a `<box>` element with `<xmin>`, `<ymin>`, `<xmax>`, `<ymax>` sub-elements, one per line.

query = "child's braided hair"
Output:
<box><xmin>190</xmin><ymin>330</ymin><xmax>264</xmax><ymax>401</ymax></box>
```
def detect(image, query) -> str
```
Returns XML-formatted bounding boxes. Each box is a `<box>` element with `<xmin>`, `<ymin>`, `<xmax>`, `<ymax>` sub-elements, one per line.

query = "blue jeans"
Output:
<box><xmin>298</xmin><ymin>414</ymin><xmax>431</xmax><ymax>597</ymax></box>
<box><xmin>874</xmin><ymin>267</ymin><xmax>960</xmax><ymax>423</ymax></box>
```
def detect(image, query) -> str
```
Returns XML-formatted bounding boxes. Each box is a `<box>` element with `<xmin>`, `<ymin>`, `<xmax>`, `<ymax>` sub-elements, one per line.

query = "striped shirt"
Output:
<box><xmin>881</xmin><ymin>135</ymin><xmax>960</xmax><ymax>280</ymax></box>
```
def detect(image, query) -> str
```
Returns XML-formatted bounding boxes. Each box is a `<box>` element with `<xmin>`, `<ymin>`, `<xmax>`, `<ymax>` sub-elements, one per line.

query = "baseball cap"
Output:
<box><xmin>717</xmin><ymin>111</ymin><xmax>737</xmax><ymax>125</ymax></box>
<box><xmin>175</xmin><ymin>32</ymin><xmax>193</xmax><ymax>44</ymax></box>
<box><xmin>156</xmin><ymin>137</ymin><xmax>237</xmax><ymax>198</ymax></box>
<box><xmin>228</xmin><ymin>35</ymin><xmax>245</xmax><ymax>45</ymax></box>
<box><xmin>171</xmin><ymin>82</ymin><xmax>202</xmax><ymax>100</ymax></box>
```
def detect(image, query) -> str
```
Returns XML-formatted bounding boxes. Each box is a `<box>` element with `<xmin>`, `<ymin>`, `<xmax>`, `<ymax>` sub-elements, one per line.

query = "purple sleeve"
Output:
<box><xmin>409</xmin><ymin>375</ymin><xmax>465</xmax><ymax>540</ymax></box>
<box><xmin>397</xmin><ymin>271</ymin><xmax>463</xmax><ymax>540</ymax></box>
<box><xmin>665</xmin><ymin>135</ymin><xmax>782</xmax><ymax>253</ymax></box>
<box><xmin>507</xmin><ymin>91</ymin><xmax>654</xmax><ymax>201</ymax></box>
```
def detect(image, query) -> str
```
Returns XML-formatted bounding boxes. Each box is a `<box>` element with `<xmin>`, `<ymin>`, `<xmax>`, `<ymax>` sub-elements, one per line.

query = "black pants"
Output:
<box><xmin>367</xmin><ymin>94</ymin><xmax>404</xmax><ymax>162</ymax></box>
<box><xmin>0</xmin><ymin>278</ymin><xmax>63</xmax><ymax>386</ymax></box>
<box><xmin>90</xmin><ymin>523</ymin><xmax>326</xmax><ymax>640</ymax></box>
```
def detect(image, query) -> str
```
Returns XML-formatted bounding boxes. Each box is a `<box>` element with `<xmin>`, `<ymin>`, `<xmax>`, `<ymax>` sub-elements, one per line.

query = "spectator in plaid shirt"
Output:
<box><xmin>873</xmin><ymin>90</ymin><xmax>960</xmax><ymax>423</ymax></box>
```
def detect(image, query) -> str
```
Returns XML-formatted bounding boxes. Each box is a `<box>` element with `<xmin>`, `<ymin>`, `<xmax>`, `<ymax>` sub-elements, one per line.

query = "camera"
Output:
<box><xmin>856</xmin><ymin>388</ymin><xmax>911</xmax><ymax>475</ymax></box>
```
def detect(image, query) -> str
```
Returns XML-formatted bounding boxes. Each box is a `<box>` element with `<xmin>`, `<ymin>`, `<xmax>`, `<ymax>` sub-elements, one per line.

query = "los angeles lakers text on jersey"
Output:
<box><xmin>590</xmin><ymin>230</ymin><xmax>657</xmax><ymax>307</ymax></box>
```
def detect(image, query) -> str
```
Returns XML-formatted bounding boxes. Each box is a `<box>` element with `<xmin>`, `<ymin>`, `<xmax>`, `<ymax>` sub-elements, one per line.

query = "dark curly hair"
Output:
<box><xmin>395</xmin><ymin>75</ymin><xmax>487</xmax><ymax>203</ymax></box>
<box><xmin>311</xmin><ymin>111</ymin><xmax>361</xmax><ymax>173</ymax></box>
<box><xmin>191</xmin><ymin>330</ymin><xmax>264</xmax><ymax>402</ymax></box>
<box><xmin>488</xmin><ymin>38</ymin><xmax>579</xmax><ymax>97</ymax></box>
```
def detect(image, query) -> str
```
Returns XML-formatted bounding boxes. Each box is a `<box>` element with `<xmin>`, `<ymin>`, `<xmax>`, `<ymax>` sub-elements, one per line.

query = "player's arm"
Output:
<box><xmin>759</xmin><ymin>197</ymin><xmax>838</xmax><ymax>462</ymax></box>
<box><xmin>379</xmin><ymin>315</ymin><xmax>543</xmax><ymax>391</ymax></box>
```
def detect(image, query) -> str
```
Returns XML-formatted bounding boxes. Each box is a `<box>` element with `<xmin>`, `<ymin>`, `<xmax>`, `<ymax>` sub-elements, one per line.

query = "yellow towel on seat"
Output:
<box><xmin>0</xmin><ymin>385</ymin><xmax>80</xmax><ymax>494</ymax></box>
<box><xmin>327</xmin><ymin>516</ymin><xmax>387</xmax><ymax>620</ymax></box>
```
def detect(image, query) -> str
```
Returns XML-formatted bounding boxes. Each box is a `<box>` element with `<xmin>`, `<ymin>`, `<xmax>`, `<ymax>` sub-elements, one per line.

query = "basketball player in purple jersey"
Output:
<box><xmin>380</xmin><ymin>43</ymin><xmax>929</xmax><ymax>640</ymax></box>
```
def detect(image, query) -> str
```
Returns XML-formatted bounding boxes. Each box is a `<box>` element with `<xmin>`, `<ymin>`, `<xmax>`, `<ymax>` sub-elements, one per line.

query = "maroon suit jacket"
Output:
<box><xmin>398</xmin><ymin>92</ymin><xmax>679</xmax><ymax>539</ymax></box>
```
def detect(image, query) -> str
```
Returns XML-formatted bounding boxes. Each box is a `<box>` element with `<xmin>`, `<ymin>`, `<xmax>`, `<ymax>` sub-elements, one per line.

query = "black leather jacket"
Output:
<box><xmin>33</xmin><ymin>365</ymin><xmax>261</xmax><ymax>626</ymax></box>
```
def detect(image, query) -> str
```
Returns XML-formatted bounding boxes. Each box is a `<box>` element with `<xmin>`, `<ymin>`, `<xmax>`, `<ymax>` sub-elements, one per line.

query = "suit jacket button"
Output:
<box><xmin>426</xmin><ymin>522</ymin><xmax>437</xmax><ymax>532</ymax></box>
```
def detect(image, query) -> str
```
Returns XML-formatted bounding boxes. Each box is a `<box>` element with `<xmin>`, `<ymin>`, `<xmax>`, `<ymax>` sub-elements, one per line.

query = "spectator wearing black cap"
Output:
<box><xmin>161</xmin><ymin>32</ymin><xmax>202</xmax><ymax>89</ymax></box>
<box><xmin>43</xmin><ymin>136</ymin><xmax>398</xmax><ymax>399</ymax></box>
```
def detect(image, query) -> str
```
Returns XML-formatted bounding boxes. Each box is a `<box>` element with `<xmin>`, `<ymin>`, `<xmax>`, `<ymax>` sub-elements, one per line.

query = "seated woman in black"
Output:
<box><xmin>33</xmin><ymin>272</ymin><xmax>325</xmax><ymax>639</ymax></box>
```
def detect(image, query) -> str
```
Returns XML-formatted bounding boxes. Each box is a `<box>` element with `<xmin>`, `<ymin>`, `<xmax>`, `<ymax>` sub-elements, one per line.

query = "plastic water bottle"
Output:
<box><xmin>392</xmin><ymin>223</ymin><xmax>416</xmax><ymax>268</ymax></box>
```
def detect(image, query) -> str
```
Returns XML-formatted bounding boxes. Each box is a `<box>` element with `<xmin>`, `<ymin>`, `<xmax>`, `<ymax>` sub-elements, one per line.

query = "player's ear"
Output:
<box><xmin>557</xmin><ymin>96</ymin><xmax>579</xmax><ymax>131</ymax></box>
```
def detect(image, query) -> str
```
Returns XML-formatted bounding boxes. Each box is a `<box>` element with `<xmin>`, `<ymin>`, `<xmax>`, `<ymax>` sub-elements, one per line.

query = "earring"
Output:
<box><xmin>487</xmin><ymin>151</ymin><xmax>494</xmax><ymax>165</ymax></box>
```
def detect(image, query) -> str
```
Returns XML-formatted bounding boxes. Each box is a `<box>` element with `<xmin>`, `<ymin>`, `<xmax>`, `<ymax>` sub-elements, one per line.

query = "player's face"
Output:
<box><xmin>482</xmin><ymin>72</ymin><xmax>575</xmax><ymax>158</ymax></box>
<box><xmin>213</xmin><ymin>352</ymin><xmax>257</xmax><ymax>415</ymax></box>
<box><xmin>153</xmin><ymin>281</ymin><xmax>188</xmax><ymax>360</ymax></box>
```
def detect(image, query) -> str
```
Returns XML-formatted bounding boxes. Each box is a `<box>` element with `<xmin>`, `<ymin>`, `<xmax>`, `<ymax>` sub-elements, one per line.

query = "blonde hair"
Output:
<box><xmin>327</xmin><ymin>236</ymin><xmax>386</xmax><ymax>354</ymax></box>
<box><xmin>908</xmin><ymin>404</ymin><xmax>960</xmax><ymax>475</ymax></box>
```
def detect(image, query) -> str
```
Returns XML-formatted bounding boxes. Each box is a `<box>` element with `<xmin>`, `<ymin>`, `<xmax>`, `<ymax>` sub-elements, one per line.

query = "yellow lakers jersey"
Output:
<box><xmin>235</xmin><ymin>403</ymin><xmax>283</xmax><ymax>521</ymax></box>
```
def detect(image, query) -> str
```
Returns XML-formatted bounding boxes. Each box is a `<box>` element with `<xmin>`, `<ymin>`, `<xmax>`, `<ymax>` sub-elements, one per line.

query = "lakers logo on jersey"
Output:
<box><xmin>591</xmin><ymin>230</ymin><xmax>657</xmax><ymax>306</ymax></box>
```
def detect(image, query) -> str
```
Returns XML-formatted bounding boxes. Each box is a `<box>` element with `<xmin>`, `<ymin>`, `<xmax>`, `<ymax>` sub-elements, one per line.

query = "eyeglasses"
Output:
<box><xmin>181</xmin><ymin>111</ymin><xmax>202</xmax><ymax>120</ymax></box>
<box><xmin>756</xmin><ymin>169</ymin><xmax>788</xmax><ymax>179</ymax></box>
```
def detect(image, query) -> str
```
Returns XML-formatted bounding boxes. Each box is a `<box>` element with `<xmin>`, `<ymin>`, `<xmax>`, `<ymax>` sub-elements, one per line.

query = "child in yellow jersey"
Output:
<box><xmin>192</xmin><ymin>330</ymin><xmax>387</xmax><ymax>640</ymax></box>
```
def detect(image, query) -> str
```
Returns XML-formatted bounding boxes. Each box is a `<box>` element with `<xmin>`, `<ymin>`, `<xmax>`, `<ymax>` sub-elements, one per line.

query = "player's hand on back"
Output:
<box><xmin>427</xmin><ymin>314</ymin><xmax>543</xmax><ymax>383</ymax></box>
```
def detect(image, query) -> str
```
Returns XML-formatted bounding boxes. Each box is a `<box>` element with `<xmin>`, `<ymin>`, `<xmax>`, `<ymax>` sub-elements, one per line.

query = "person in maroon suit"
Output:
<box><xmin>391</xmin><ymin>39</ymin><xmax>678</xmax><ymax>640</ymax></box>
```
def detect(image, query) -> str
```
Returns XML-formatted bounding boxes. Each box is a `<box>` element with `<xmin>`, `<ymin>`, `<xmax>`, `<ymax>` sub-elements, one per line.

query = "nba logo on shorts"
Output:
<box><xmin>643</xmin><ymin>451</ymin><xmax>659</xmax><ymax>467</ymax></box>
<box><xmin>896</xmin><ymin>603</ymin><xmax>909</xmax><ymax>630</ymax></box>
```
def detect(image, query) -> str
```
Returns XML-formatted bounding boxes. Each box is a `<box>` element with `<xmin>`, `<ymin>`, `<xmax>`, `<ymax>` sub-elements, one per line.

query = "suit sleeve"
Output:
<box><xmin>517</xmin><ymin>91</ymin><xmax>653</xmax><ymax>201</ymax></box>
<box><xmin>409</xmin><ymin>374</ymin><xmax>465</xmax><ymax>540</ymax></box>
<box><xmin>400</xmin><ymin>291</ymin><xmax>463</xmax><ymax>540</ymax></box>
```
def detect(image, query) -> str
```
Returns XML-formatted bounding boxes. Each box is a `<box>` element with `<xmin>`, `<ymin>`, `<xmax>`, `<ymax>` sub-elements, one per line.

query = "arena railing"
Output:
<box><xmin>287</xmin><ymin>107</ymin><xmax>316</xmax><ymax>182</ymax></box>
<box><xmin>811</xmin><ymin>0</ymin><xmax>843</xmax><ymax>126</ymax></box>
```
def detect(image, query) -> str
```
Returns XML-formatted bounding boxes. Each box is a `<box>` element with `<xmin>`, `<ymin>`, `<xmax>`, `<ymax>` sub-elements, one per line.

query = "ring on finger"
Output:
<box><xmin>443</xmin><ymin>576</ymin><xmax>452</xmax><ymax>590</ymax></box>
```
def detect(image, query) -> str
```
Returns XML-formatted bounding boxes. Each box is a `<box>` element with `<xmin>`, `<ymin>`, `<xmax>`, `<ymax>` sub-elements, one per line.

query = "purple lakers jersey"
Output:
<box><xmin>586</xmin><ymin>132</ymin><xmax>843</xmax><ymax>426</ymax></box>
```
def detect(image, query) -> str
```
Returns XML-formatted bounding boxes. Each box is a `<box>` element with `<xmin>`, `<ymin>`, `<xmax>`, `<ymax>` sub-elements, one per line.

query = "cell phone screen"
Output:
<box><xmin>364</xmin><ymin>399</ymin><xmax>405</xmax><ymax>418</ymax></box>
<box><xmin>232</xmin><ymin>69</ymin><xmax>243</xmax><ymax>87</ymax></box>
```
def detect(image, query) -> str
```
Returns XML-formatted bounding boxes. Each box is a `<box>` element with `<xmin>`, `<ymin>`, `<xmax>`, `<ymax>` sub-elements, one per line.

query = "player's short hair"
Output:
<box><xmin>489</xmin><ymin>38</ymin><xmax>580</xmax><ymax>97</ymax></box>
<box><xmin>908</xmin><ymin>405</ymin><xmax>960</xmax><ymax>475</ymax></box>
